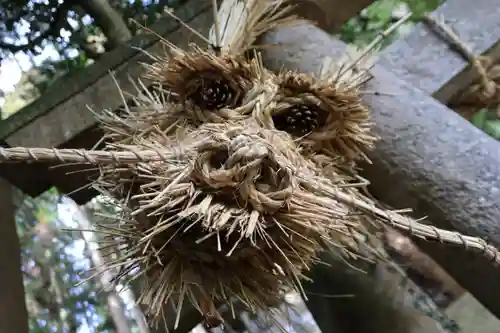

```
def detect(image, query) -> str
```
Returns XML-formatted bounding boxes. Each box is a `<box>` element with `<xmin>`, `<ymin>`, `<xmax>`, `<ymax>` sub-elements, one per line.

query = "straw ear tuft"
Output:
<box><xmin>266</xmin><ymin>71</ymin><xmax>375</xmax><ymax>164</ymax></box>
<box><xmin>144</xmin><ymin>48</ymin><xmax>256</xmax><ymax>112</ymax></box>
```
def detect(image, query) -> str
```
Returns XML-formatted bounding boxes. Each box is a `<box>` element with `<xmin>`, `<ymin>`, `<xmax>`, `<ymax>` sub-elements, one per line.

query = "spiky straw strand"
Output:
<box><xmin>208</xmin><ymin>0</ymin><xmax>304</xmax><ymax>55</ymax></box>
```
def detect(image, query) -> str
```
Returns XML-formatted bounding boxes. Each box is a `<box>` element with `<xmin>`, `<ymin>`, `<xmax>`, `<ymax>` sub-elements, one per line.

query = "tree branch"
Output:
<box><xmin>76</xmin><ymin>0</ymin><xmax>132</xmax><ymax>50</ymax></box>
<box><xmin>0</xmin><ymin>1</ymin><xmax>74</xmax><ymax>53</ymax></box>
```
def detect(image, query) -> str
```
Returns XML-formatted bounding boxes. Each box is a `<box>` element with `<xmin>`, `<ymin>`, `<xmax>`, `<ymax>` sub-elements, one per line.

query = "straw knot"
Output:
<box><xmin>192</xmin><ymin>132</ymin><xmax>294</xmax><ymax>212</ymax></box>
<box><xmin>227</xmin><ymin>134</ymin><xmax>269</xmax><ymax>166</ymax></box>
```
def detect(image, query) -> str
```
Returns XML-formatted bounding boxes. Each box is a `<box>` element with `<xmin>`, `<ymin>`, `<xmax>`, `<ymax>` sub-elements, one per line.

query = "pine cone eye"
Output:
<box><xmin>273</xmin><ymin>104</ymin><xmax>327</xmax><ymax>136</ymax></box>
<box><xmin>186</xmin><ymin>71</ymin><xmax>238</xmax><ymax>110</ymax></box>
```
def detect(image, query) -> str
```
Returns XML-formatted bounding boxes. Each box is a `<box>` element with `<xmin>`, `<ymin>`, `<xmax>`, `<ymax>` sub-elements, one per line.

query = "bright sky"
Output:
<box><xmin>0</xmin><ymin>3</ymin><xmax>150</xmax><ymax>332</ymax></box>
<box><xmin>57</xmin><ymin>200</ymin><xmax>94</xmax><ymax>333</ymax></box>
<box><xmin>58</xmin><ymin>196</ymin><xmax>138</xmax><ymax>333</ymax></box>
<box><xmin>0</xmin><ymin>11</ymin><xmax>79</xmax><ymax>105</ymax></box>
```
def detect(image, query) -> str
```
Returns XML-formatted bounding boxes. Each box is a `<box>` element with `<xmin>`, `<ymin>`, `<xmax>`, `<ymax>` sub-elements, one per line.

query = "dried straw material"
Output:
<box><xmin>2</xmin><ymin>4</ymin><xmax>500</xmax><ymax>332</ymax></box>
<box><xmin>142</xmin><ymin>46</ymin><xmax>264</xmax><ymax>121</ymax></box>
<box><xmin>95</xmin><ymin>121</ymin><xmax>378</xmax><ymax>326</ymax></box>
<box><xmin>266</xmin><ymin>69</ymin><xmax>375</xmax><ymax>164</ymax></box>
<box><xmin>208</xmin><ymin>0</ymin><xmax>303</xmax><ymax>54</ymax></box>
<box><xmin>0</xmin><ymin>146</ymin><xmax>174</xmax><ymax>164</ymax></box>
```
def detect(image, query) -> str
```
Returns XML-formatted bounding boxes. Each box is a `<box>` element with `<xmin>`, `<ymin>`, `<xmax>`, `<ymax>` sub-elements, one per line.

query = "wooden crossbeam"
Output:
<box><xmin>0</xmin><ymin>3</ymin><xmax>379</xmax><ymax>333</ymax></box>
<box><xmin>0</xmin><ymin>0</ymin><xmax>214</xmax><ymax>202</ymax></box>
<box><xmin>379</xmin><ymin>0</ymin><xmax>500</xmax><ymax>103</ymax></box>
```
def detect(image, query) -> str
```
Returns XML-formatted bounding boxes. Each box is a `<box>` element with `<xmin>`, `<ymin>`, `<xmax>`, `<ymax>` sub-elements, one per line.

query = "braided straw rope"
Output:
<box><xmin>309</xmin><ymin>179</ymin><xmax>500</xmax><ymax>263</ymax></box>
<box><xmin>1</xmin><ymin>144</ymin><xmax>499</xmax><ymax>264</ymax></box>
<box><xmin>423</xmin><ymin>14</ymin><xmax>499</xmax><ymax>118</ymax></box>
<box><xmin>0</xmin><ymin>147</ymin><xmax>178</xmax><ymax>164</ymax></box>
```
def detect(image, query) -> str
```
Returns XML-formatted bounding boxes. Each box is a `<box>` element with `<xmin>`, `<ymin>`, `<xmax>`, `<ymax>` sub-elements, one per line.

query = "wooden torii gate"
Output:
<box><xmin>1</xmin><ymin>0</ymin><xmax>500</xmax><ymax>332</ymax></box>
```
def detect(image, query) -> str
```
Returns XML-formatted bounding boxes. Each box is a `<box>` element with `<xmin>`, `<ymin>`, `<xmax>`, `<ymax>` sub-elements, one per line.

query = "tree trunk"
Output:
<box><xmin>69</xmin><ymin>200</ymin><xmax>133</xmax><ymax>333</ymax></box>
<box><xmin>87</xmin><ymin>200</ymin><xmax>151</xmax><ymax>333</ymax></box>
<box><xmin>106</xmin><ymin>294</ymin><xmax>134</xmax><ymax>333</ymax></box>
<box><xmin>383</xmin><ymin>227</ymin><xmax>465</xmax><ymax>308</ymax></box>
<box><xmin>303</xmin><ymin>256</ymin><xmax>448</xmax><ymax>333</ymax></box>
<box><xmin>117</xmin><ymin>286</ymin><xmax>150</xmax><ymax>333</ymax></box>
<box><xmin>0</xmin><ymin>178</ymin><xmax>29</xmax><ymax>333</ymax></box>
<box><xmin>77</xmin><ymin>0</ymin><xmax>132</xmax><ymax>49</ymax></box>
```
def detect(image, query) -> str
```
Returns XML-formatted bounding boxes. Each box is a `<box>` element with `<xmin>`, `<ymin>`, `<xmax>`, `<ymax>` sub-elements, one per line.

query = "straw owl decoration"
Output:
<box><xmin>0</xmin><ymin>0</ymin><xmax>498</xmax><ymax>331</ymax></box>
<box><xmin>91</xmin><ymin>1</ymin><xmax>382</xmax><ymax>328</ymax></box>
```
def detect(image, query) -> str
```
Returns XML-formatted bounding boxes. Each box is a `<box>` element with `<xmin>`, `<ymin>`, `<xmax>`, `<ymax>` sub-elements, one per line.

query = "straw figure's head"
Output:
<box><xmin>92</xmin><ymin>1</ymin><xmax>383</xmax><ymax>330</ymax></box>
<box><xmin>95</xmin><ymin>42</ymin><xmax>382</xmax><ymax>328</ymax></box>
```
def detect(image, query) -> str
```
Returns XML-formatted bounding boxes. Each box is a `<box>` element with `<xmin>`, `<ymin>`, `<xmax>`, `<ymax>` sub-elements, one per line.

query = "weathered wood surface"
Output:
<box><xmin>0</xmin><ymin>179</ymin><xmax>29</xmax><ymax>333</ymax></box>
<box><xmin>379</xmin><ymin>0</ymin><xmax>500</xmax><ymax>103</ymax></box>
<box><xmin>0</xmin><ymin>0</ymin><xmax>206</xmax><ymax>143</ymax></box>
<box><xmin>0</xmin><ymin>0</ymin><xmax>495</xmax><ymax>330</ymax></box>
<box><xmin>369</xmin><ymin>0</ymin><xmax>500</xmax><ymax>319</ymax></box>
<box><xmin>260</xmin><ymin>0</ymin><xmax>500</xmax><ymax>319</ymax></box>
<box><xmin>0</xmin><ymin>0</ymin><xmax>372</xmax><ymax>147</ymax></box>
<box><xmin>259</xmin><ymin>23</ymin><xmax>452</xmax><ymax>333</ymax></box>
<box><xmin>3</xmin><ymin>3</ymin><xmax>212</xmax><ymax>149</ymax></box>
<box><xmin>303</xmin><ymin>255</ymin><xmax>448</xmax><ymax>333</ymax></box>
<box><xmin>446</xmin><ymin>293</ymin><xmax>500</xmax><ymax>333</ymax></box>
<box><xmin>0</xmin><ymin>2</ymin><xmax>376</xmax><ymax>333</ymax></box>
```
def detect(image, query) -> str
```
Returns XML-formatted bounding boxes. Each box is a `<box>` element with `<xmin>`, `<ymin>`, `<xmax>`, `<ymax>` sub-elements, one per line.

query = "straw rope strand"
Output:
<box><xmin>0</xmin><ymin>147</ymin><xmax>179</xmax><ymax>164</ymax></box>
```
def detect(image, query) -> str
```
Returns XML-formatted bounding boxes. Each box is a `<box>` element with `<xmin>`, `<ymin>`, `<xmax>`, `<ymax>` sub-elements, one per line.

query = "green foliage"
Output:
<box><xmin>339</xmin><ymin>0</ymin><xmax>445</xmax><ymax>46</ymax></box>
<box><xmin>0</xmin><ymin>0</ymin><xmax>188</xmax><ymax>114</ymax></box>
<box><xmin>341</xmin><ymin>0</ymin><xmax>399</xmax><ymax>45</ymax></box>
<box><xmin>471</xmin><ymin>108</ymin><xmax>500</xmax><ymax>140</ymax></box>
<box><xmin>16</xmin><ymin>189</ymin><xmax>119</xmax><ymax>333</ymax></box>
<box><xmin>34</xmin><ymin>54</ymin><xmax>90</xmax><ymax>94</ymax></box>
<box><xmin>404</xmin><ymin>0</ymin><xmax>444</xmax><ymax>17</ymax></box>
<box><xmin>484</xmin><ymin>120</ymin><xmax>500</xmax><ymax>139</ymax></box>
<box><xmin>471</xmin><ymin>108</ymin><xmax>489</xmax><ymax>128</ymax></box>
<box><xmin>0</xmin><ymin>1</ymin><xmax>186</xmax><ymax>57</ymax></box>
<box><xmin>2</xmin><ymin>2</ymin><xmax>488</xmax><ymax>332</ymax></box>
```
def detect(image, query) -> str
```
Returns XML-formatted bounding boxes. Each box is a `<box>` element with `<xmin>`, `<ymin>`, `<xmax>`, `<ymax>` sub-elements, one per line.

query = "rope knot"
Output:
<box><xmin>225</xmin><ymin>134</ymin><xmax>269</xmax><ymax>168</ymax></box>
<box><xmin>192</xmin><ymin>131</ymin><xmax>295</xmax><ymax>213</ymax></box>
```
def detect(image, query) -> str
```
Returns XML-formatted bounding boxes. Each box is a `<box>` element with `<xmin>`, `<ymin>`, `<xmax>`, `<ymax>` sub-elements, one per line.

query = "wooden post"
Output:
<box><xmin>302</xmin><ymin>255</ymin><xmax>448</xmax><ymax>333</ymax></box>
<box><xmin>0</xmin><ymin>178</ymin><xmax>29</xmax><ymax>333</ymax></box>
